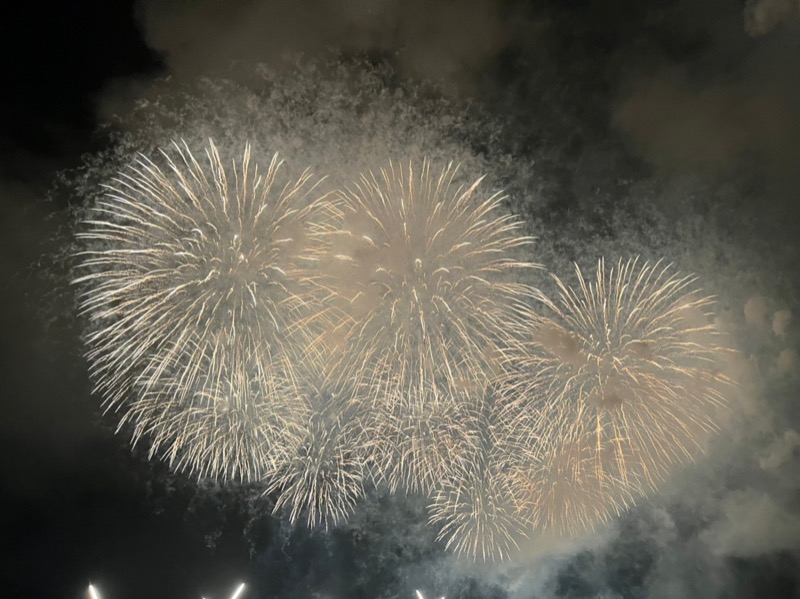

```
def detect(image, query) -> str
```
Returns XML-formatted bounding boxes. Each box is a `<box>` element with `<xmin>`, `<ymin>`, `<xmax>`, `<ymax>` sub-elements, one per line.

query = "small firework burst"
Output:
<box><xmin>268</xmin><ymin>375</ymin><xmax>373</xmax><ymax>530</ymax></box>
<box><xmin>513</xmin><ymin>258</ymin><xmax>732</xmax><ymax>535</ymax></box>
<box><xmin>125</xmin><ymin>342</ymin><xmax>303</xmax><ymax>482</ymax></box>
<box><xmin>427</xmin><ymin>387</ymin><xmax>531</xmax><ymax>561</ymax></box>
<box><xmin>369</xmin><ymin>388</ymin><xmax>478</xmax><ymax>495</ymax></box>
<box><xmin>429</xmin><ymin>463</ymin><xmax>529</xmax><ymax>561</ymax></box>
<box><xmin>74</xmin><ymin>139</ymin><xmax>336</xmax><ymax>482</ymax></box>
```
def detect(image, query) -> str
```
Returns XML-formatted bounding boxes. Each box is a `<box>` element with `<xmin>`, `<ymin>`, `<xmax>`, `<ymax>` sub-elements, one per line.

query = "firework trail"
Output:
<box><xmin>74</xmin><ymin>139</ymin><xmax>336</xmax><ymax>482</ymax></box>
<box><xmin>510</xmin><ymin>258</ymin><xmax>732</xmax><ymax>536</ymax></box>
<box><xmin>326</xmin><ymin>159</ymin><xmax>540</xmax><ymax>495</ymax></box>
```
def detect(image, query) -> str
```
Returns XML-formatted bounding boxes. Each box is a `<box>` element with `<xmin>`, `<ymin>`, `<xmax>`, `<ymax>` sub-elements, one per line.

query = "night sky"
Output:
<box><xmin>2</xmin><ymin>1</ymin><xmax>800</xmax><ymax>598</ymax></box>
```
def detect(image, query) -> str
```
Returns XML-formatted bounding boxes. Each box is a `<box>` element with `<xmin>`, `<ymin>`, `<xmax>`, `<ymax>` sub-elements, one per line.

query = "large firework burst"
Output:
<box><xmin>325</xmin><ymin>160</ymin><xmax>539</xmax><ymax>493</ymax></box>
<box><xmin>74</xmin><ymin>139</ymin><xmax>335</xmax><ymax>482</ymax></box>
<box><xmin>512</xmin><ymin>258</ymin><xmax>732</xmax><ymax>536</ymax></box>
<box><xmin>72</xmin><ymin>136</ymin><xmax>737</xmax><ymax>561</ymax></box>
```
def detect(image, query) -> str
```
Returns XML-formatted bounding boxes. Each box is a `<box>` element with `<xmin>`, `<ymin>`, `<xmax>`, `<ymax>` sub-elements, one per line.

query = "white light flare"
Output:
<box><xmin>230</xmin><ymin>582</ymin><xmax>246</xmax><ymax>599</ymax></box>
<box><xmin>88</xmin><ymin>584</ymin><xmax>101</xmax><ymax>599</ymax></box>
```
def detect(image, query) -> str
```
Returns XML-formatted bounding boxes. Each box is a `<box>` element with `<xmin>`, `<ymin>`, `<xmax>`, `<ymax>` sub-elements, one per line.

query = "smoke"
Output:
<box><xmin>134</xmin><ymin>0</ymin><xmax>518</xmax><ymax>92</ymax></box>
<box><xmin>614</xmin><ymin>68</ymin><xmax>799</xmax><ymax>181</ymax></box>
<box><xmin>613</xmin><ymin>1</ymin><xmax>800</xmax><ymax>216</ymax></box>
<box><xmin>702</xmin><ymin>490</ymin><xmax>800</xmax><ymax>557</ymax></box>
<box><xmin>745</xmin><ymin>0</ymin><xmax>800</xmax><ymax>36</ymax></box>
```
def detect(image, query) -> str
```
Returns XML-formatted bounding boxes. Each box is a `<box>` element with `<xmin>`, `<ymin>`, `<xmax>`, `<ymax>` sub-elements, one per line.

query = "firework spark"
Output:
<box><xmin>511</xmin><ymin>258</ymin><xmax>731</xmax><ymax>536</ymax></box>
<box><xmin>74</xmin><ymin>139</ymin><xmax>335</xmax><ymax>482</ymax></box>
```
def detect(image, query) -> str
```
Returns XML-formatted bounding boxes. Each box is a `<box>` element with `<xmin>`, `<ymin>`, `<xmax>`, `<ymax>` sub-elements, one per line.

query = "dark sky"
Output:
<box><xmin>1</xmin><ymin>3</ymin><xmax>250</xmax><ymax>598</ymax></box>
<box><xmin>2</xmin><ymin>1</ymin><xmax>799</xmax><ymax>598</ymax></box>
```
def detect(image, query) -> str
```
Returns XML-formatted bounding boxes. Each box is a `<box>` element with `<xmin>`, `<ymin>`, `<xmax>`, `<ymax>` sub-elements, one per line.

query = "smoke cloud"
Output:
<box><xmin>745</xmin><ymin>0</ymin><xmax>800</xmax><ymax>36</ymax></box>
<box><xmin>134</xmin><ymin>0</ymin><xmax>518</xmax><ymax>92</ymax></box>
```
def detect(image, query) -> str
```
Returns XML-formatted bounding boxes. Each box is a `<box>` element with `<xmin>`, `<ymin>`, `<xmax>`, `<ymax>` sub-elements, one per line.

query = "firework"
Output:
<box><xmin>230</xmin><ymin>582</ymin><xmax>247</xmax><ymax>599</ymax></box>
<box><xmin>124</xmin><ymin>342</ymin><xmax>304</xmax><ymax>482</ymax></box>
<box><xmin>74</xmin><ymin>139</ymin><xmax>335</xmax><ymax>482</ymax></box>
<box><xmin>429</xmin><ymin>462</ymin><xmax>529</xmax><ymax>561</ymax></box>
<box><xmin>326</xmin><ymin>159</ymin><xmax>539</xmax><ymax>494</ymax></box>
<box><xmin>426</xmin><ymin>386</ymin><xmax>532</xmax><ymax>561</ymax></box>
<box><xmin>73</xmin><ymin>137</ymin><xmax>735</xmax><ymax>560</ymax></box>
<box><xmin>267</xmin><ymin>372</ymin><xmax>373</xmax><ymax>530</ymax></box>
<box><xmin>370</xmin><ymin>390</ymin><xmax>478</xmax><ymax>495</ymax></box>
<box><xmin>512</xmin><ymin>258</ymin><xmax>731</xmax><ymax>535</ymax></box>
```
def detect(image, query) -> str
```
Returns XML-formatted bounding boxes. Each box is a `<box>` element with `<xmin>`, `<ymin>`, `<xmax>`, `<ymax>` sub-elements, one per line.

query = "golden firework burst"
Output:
<box><xmin>511</xmin><ymin>258</ymin><xmax>732</xmax><ymax>536</ymax></box>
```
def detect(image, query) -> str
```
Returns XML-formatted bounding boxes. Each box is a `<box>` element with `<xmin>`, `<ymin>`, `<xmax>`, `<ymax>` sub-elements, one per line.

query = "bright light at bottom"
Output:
<box><xmin>230</xmin><ymin>582</ymin><xmax>246</xmax><ymax>599</ymax></box>
<box><xmin>88</xmin><ymin>584</ymin><xmax>101</xmax><ymax>599</ymax></box>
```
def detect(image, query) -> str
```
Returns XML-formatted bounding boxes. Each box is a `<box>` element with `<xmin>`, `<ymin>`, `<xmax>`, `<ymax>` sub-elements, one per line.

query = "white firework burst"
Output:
<box><xmin>74</xmin><ymin>139</ymin><xmax>336</xmax><ymax>482</ymax></box>
<box><xmin>369</xmin><ymin>387</ymin><xmax>479</xmax><ymax>495</ymax></box>
<box><xmin>267</xmin><ymin>374</ymin><xmax>373</xmax><ymax>530</ymax></box>
<box><xmin>72</xmin><ymin>135</ymin><xmax>738</xmax><ymax>559</ymax></box>
<box><xmin>125</xmin><ymin>341</ymin><xmax>303</xmax><ymax>482</ymax></box>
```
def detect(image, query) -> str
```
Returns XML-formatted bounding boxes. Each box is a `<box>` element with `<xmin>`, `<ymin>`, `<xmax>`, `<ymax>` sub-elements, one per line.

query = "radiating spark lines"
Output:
<box><xmin>74</xmin><ymin>139</ymin><xmax>336</xmax><ymax>483</ymax></box>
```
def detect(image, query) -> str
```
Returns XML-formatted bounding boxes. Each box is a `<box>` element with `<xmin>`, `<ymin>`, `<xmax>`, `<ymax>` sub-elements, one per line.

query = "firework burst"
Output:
<box><xmin>267</xmin><ymin>370</ymin><xmax>374</xmax><ymax>530</ymax></box>
<box><xmin>124</xmin><ymin>342</ymin><xmax>304</xmax><ymax>482</ymax></box>
<box><xmin>426</xmin><ymin>386</ymin><xmax>532</xmax><ymax>561</ymax></box>
<box><xmin>512</xmin><ymin>257</ymin><xmax>731</xmax><ymax>535</ymax></box>
<box><xmin>72</xmin><ymin>136</ymin><xmax>737</xmax><ymax>561</ymax></box>
<box><xmin>429</xmin><ymin>462</ymin><xmax>530</xmax><ymax>561</ymax></box>
<box><xmin>325</xmin><ymin>160</ymin><xmax>539</xmax><ymax>490</ymax></box>
<box><xmin>369</xmin><ymin>385</ymin><xmax>479</xmax><ymax>495</ymax></box>
<box><xmin>74</xmin><ymin>139</ymin><xmax>335</xmax><ymax>482</ymax></box>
